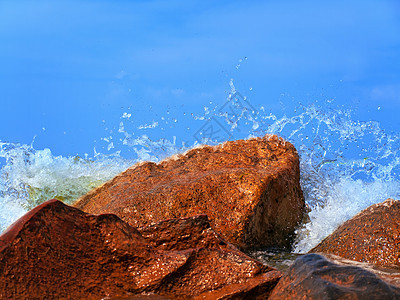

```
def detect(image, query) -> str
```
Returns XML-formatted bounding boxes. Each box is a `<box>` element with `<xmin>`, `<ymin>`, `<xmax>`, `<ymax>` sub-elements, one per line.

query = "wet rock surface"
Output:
<box><xmin>74</xmin><ymin>135</ymin><xmax>305</xmax><ymax>250</ymax></box>
<box><xmin>139</xmin><ymin>214</ymin><xmax>237</xmax><ymax>252</ymax></box>
<box><xmin>311</xmin><ymin>198</ymin><xmax>400</xmax><ymax>266</ymax></box>
<box><xmin>268</xmin><ymin>254</ymin><xmax>400</xmax><ymax>300</ymax></box>
<box><xmin>0</xmin><ymin>199</ymin><xmax>281</xmax><ymax>299</ymax></box>
<box><xmin>324</xmin><ymin>254</ymin><xmax>400</xmax><ymax>289</ymax></box>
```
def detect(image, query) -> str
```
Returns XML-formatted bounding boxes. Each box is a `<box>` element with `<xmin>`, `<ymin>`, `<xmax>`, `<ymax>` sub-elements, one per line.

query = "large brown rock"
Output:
<box><xmin>268</xmin><ymin>254</ymin><xmax>400</xmax><ymax>300</ymax></box>
<box><xmin>311</xmin><ymin>198</ymin><xmax>400</xmax><ymax>267</ymax></box>
<box><xmin>74</xmin><ymin>135</ymin><xmax>305</xmax><ymax>250</ymax></box>
<box><xmin>0</xmin><ymin>199</ymin><xmax>282</xmax><ymax>299</ymax></box>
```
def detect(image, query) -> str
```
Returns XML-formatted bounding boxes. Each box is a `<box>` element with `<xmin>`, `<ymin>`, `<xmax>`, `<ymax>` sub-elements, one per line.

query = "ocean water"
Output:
<box><xmin>1</xmin><ymin>80</ymin><xmax>399</xmax><ymax>254</ymax></box>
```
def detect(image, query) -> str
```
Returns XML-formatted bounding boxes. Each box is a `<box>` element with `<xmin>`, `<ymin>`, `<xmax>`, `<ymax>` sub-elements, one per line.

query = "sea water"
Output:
<box><xmin>1</xmin><ymin>80</ymin><xmax>400</xmax><ymax>254</ymax></box>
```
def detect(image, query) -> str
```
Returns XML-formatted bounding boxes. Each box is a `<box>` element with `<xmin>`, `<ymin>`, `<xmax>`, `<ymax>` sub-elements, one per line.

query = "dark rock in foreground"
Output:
<box><xmin>323</xmin><ymin>254</ymin><xmax>400</xmax><ymax>289</ymax></box>
<box><xmin>74</xmin><ymin>135</ymin><xmax>305</xmax><ymax>250</ymax></box>
<box><xmin>0</xmin><ymin>199</ymin><xmax>281</xmax><ymax>299</ymax></box>
<box><xmin>311</xmin><ymin>198</ymin><xmax>400</xmax><ymax>267</ymax></box>
<box><xmin>268</xmin><ymin>254</ymin><xmax>400</xmax><ymax>300</ymax></box>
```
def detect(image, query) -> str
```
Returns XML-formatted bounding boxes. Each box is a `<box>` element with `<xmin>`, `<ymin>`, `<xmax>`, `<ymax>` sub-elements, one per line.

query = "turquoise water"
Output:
<box><xmin>1</xmin><ymin>80</ymin><xmax>399</xmax><ymax>253</ymax></box>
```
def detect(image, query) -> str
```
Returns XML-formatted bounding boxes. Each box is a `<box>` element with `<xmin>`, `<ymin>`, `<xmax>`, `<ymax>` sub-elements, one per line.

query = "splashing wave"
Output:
<box><xmin>1</xmin><ymin>92</ymin><xmax>399</xmax><ymax>252</ymax></box>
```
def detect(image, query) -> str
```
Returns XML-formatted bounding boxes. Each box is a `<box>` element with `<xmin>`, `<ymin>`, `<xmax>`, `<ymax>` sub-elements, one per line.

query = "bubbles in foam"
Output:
<box><xmin>0</xmin><ymin>142</ymin><xmax>133</xmax><ymax>232</ymax></box>
<box><xmin>294</xmin><ymin>177</ymin><xmax>400</xmax><ymax>253</ymax></box>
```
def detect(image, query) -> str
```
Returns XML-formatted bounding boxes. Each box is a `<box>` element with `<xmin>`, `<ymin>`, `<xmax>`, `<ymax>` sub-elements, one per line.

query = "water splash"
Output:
<box><xmin>294</xmin><ymin>177</ymin><xmax>400</xmax><ymax>252</ymax></box>
<box><xmin>247</xmin><ymin>104</ymin><xmax>400</xmax><ymax>252</ymax></box>
<box><xmin>0</xmin><ymin>142</ymin><xmax>133</xmax><ymax>231</ymax></box>
<box><xmin>191</xmin><ymin>98</ymin><xmax>400</xmax><ymax>252</ymax></box>
<box><xmin>0</xmin><ymin>131</ymin><xmax>197</xmax><ymax>232</ymax></box>
<box><xmin>1</xmin><ymin>86</ymin><xmax>400</xmax><ymax>252</ymax></box>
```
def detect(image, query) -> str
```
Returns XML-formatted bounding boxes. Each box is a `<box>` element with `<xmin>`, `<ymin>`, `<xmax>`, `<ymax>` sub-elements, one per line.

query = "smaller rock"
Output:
<box><xmin>0</xmin><ymin>199</ymin><xmax>187</xmax><ymax>299</ymax></box>
<box><xmin>195</xmin><ymin>270</ymin><xmax>282</xmax><ymax>299</ymax></box>
<box><xmin>268</xmin><ymin>254</ymin><xmax>400</xmax><ymax>300</ymax></box>
<box><xmin>311</xmin><ymin>198</ymin><xmax>400</xmax><ymax>266</ymax></box>
<box><xmin>0</xmin><ymin>199</ymin><xmax>282</xmax><ymax>299</ymax></box>
<box><xmin>139</xmin><ymin>215</ymin><xmax>282</xmax><ymax>298</ymax></box>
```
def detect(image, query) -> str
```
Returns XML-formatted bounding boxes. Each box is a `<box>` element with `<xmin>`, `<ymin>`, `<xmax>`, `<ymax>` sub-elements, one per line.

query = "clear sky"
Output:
<box><xmin>1</xmin><ymin>0</ymin><xmax>399</xmax><ymax>158</ymax></box>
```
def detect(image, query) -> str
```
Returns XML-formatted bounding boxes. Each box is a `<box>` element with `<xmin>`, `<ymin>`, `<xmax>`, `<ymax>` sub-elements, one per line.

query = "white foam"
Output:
<box><xmin>294</xmin><ymin>178</ymin><xmax>400</xmax><ymax>253</ymax></box>
<box><xmin>0</xmin><ymin>143</ymin><xmax>133</xmax><ymax>232</ymax></box>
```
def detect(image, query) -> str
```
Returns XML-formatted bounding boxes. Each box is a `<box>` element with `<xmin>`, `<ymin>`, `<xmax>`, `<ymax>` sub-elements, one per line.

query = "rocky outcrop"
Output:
<box><xmin>0</xmin><ymin>199</ymin><xmax>282</xmax><ymax>299</ymax></box>
<box><xmin>268</xmin><ymin>254</ymin><xmax>400</xmax><ymax>300</ymax></box>
<box><xmin>311</xmin><ymin>198</ymin><xmax>400</xmax><ymax>266</ymax></box>
<box><xmin>74</xmin><ymin>135</ymin><xmax>305</xmax><ymax>250</ymax></box>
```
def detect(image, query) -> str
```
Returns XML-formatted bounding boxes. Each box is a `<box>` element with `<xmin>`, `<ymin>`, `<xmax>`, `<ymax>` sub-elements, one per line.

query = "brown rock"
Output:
<box><xmin>0</xmin><ymin>199</ymin><xmax>187</xmax><ymax>299</ymax></box>
<box><xmin>0</xmin><ymin>199</ymin><xmax>281</xmax><ymax>299</ymax></box>
<box><xmin>74</xmin><ymin>135</ymin><xmax>305</xmax><ymax>250</ymax></box>
<box><xmin>193</xmin><ymin>270</ymin><xmax>282</xmax><ymax>299</ymax></box>
<box><xmin>311</xmin><ymin>198</ymin><xmax>400</xmax><ymax>266</ymax></box>
<box><xmin>141</xmin><ymin>215</ymin><xmax>282</xmax><ymax>299</ymax></box>
<box><xmin>157</xmin><ymin>248</ymin><xmax>282</xmax><ymax>299</ymax></box>
<box><xmin>268</xmin><ymin>254</ymin><xmax>400</xmax><ymax>300</ymax></box>
<box><xmin>139</xmin><ymin>214</ymin><xmax>237</xmax><ymax>252</ymax></box>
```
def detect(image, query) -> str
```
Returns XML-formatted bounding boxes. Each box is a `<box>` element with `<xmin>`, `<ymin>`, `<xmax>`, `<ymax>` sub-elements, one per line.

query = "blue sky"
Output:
<box><xmin>1</xmin><ymin>0</ymin><xmax>399</xmax><ymax>158</ymax></box>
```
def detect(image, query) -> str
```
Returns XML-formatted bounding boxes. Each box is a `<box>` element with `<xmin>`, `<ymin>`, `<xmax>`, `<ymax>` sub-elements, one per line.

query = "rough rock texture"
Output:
<box><xmin>74</xmin><ymin>135</ymin><xmax>305</xmax><ymax>250</ymax></box>
<box><xmin>139</xmin><ymin>214</ymin><xmax>237</xmax><ymax>252</ymax></box>
<box><xmin>311</xmin><ymin>198</ymin><xmax>400</xmax><ymax>266</ymax></box>
<box><xmin>268</xmin><ymin>254</ymin><xmax>400</xmax><ymax>300</ymax></box>
<box><xmin>0</xmin><ymin>199</ymin><xmax>282</xmax><ymax>299</ymax></box>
